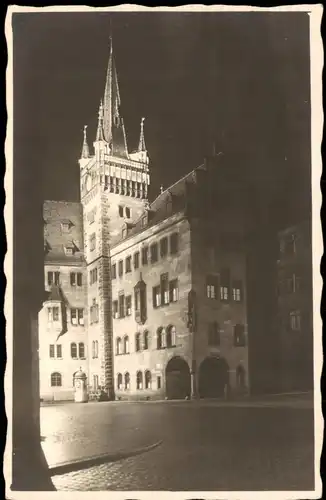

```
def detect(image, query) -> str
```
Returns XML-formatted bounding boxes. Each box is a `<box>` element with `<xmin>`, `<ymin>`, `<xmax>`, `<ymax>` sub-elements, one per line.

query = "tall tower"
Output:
<box><xmin>79</xmin><ymin>38</ymin><xmax>150</xmax><ymax>397</ymax></box>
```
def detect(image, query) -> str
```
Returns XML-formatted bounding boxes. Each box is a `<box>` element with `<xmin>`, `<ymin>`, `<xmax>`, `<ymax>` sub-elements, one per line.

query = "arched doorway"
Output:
<box><xmin>165</xmin><ymin>356</ymin><xmax>191</xmax><ymax>400</ymax></box>
<box><xmin>198</xmin><ymin>357</ymin><xmax>229</xmax><ymax>399</ymax></box>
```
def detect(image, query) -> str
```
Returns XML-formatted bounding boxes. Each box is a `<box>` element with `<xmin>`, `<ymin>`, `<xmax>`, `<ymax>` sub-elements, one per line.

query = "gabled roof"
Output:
<box><xmin>44</xmin><ymin>200</ymin><xmax>85</xmax><ymax>264</ymax></box>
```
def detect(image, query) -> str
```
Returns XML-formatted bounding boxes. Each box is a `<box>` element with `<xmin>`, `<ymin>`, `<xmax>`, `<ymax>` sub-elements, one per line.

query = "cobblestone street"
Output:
<box><xmin>41</xmin><ymin>395</ymin><xmax>315</xmax><ymax>491</ymax></box>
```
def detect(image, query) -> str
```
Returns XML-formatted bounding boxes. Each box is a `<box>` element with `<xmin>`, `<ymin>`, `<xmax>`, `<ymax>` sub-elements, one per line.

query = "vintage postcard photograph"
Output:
<box><xmin>4</xmin><ymin>4</ymin><xmax>323</xmax><ymax>499</ymax></box>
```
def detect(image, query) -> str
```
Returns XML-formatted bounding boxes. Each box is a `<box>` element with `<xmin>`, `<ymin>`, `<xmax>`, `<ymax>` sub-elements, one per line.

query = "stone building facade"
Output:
<box><xmin>276</xmin><ymin>220</ymin><xmax>313</xmax><ymax>392</ymax></box>
<box><xmin>111</xmin><ymin>161</ymin><xmax>249</xmax><ymax>401</ymax></box>
<box><xmin>39</xmin><ymin>201</ymin><xmax>88</xmax><ymax>401</ymax></box>
<box><xmin>39</xmin><ymin>38</ymin><xmax>249</xmax><ymax>401</ymax></box>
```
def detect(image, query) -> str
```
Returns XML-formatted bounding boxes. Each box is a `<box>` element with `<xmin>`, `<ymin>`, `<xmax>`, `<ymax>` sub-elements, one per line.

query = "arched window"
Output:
<box><xmin>124</xmin><ymin>335</ymin><xmax>129</xmax><ymax>354</ymax></box>
<box><xmin>71</xmin><ymin>343</ymin><xmax>77</xmax><ymax>359</ymax></box>
<box><xmin>51</xmin><ymin>372</ymin><xmax>62</xmax><ymax>387</ymax></box>
<box><xmin>117</xmin><ymin>373</ymin><xmax>123</xmax><ymax>390</ymax></box>
<box><xmin>143</xmin><ymin>330</ymin><xmax>149</xmax><ymax>350</ymax></box>
<box><xmin>157</xmin><ymin>327</ymin><xmax>163</xmax><ymax>349</ymax></box>
<box><xmin>78</xmin><ymin>342</ymin><xmax>85</xmax><ymax>358</ymax></box>
<box><xmin>145</xmin><ymin>370</ymin><xmax>152</xmax><ymax>389</ymax></box>
<box><xmin>92</xmin><ymin>341</ymin><xmax>95</xmax><ymax>358</ymax></box>
<box><xmin>136</xmin><ymin>371</ymin><xmax>143</xmax><ymax>390</ymax></box>
<box><xmin>135</xmin><ymin>333</ymin><xmax>141</xmax><ymax>352</ymax></box>
<box><xmin>116</xmin><ymin>337</ymin><xmax>122</xmax><ymax>355</ymax></box>
<box><xmin>166</xmin><ymin>325</ymin><xmax>176</xmax><ymax>347</ymax></box>
<box><xmin>124</xmin><ymin>372</ymin><xmax>130</xmax><ymax>390</ymax></box>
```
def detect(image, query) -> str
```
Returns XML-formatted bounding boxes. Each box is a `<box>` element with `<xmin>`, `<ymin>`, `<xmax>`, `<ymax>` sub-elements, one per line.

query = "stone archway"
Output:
<box><xmin>165</xmin><ymin>356</ymin><xmax>191</xmax><ymax>400</ymax></box>
<box><xmin>198</xmin><ymin>357</ymin><xmax>229</xmax><ymax>399</ymax></box>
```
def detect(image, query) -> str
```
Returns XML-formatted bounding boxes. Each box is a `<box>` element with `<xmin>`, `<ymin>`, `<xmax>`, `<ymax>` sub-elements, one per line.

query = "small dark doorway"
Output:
<box><xmin>198</xmin><ymin>357</ymin><xmax>229</xmax><ymax>399</ymax></box>
<box><xmin>165</xmin><ymin>356</ymin><xmax>191</xmax><ymax>400</ymax></box>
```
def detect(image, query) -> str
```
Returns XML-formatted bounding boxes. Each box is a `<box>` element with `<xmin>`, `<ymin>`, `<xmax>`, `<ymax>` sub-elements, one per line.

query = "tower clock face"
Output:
<box><xmin>85</xmin><ymin>173</ymin><xmax>92</xmax><ymax>193</ymax></box>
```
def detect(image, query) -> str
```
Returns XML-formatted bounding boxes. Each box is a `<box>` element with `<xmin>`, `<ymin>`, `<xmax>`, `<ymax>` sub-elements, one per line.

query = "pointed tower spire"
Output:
<box><xmin>81</xmin><ymin>125</ymin><xmax>89</xmax><ymax>158</ymax></box>
<box><xmin>102</xmin><ymin>36</ymin><xmax>128</xmax><ymax>158</ymax></box>
<box><xmin>96</xmin><ymin>100</ymin><xmax>105</xmax><ymax>141</ymax></box>
<box><xmin>138</xmin><ymin>117</ymin><xmax>146</xmax><ymax>152</ymax></box>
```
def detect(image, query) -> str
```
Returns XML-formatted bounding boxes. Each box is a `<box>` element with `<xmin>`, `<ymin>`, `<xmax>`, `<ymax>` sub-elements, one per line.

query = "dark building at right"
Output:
<box><xmin>276</xmin><ymin>220</ymin><xmax>313</xmax><ymax>392</ymax></box>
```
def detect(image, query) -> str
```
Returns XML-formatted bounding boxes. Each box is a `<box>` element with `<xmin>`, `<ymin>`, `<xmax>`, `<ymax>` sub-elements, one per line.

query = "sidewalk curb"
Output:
<box><xmin>48</xmin><ymin>440</ymin><xmax>163</xmax><ymax>476</ymax></box>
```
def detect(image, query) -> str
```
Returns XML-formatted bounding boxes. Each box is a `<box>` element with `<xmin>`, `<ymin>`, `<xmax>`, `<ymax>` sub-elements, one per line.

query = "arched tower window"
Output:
<box><xmin>136</xmin><ymin>371</ymin><xmax>143</xmax><ymax>390</ymax></box>
<box><xmin>124</xmin><ymin>372</ymin><xmax>130</xmax><ymax>390</ymax></box>
<box><xmin>117</xmin><ymin>373</ymin><xmax>123</xmax><ymax>390</ymax></box>
<box><xmin>145</xmin><ymin>370</ymin><xmax>152</xmax><ymax>389</ymax></box>
<box><xmin>143</xmin><ymin>330</ymin><xmax>149</xmax><ymax>350</ymax></box>
<box><xmin>116</xmin><ymin>337</ymin><xmax>122</xmax><ymax>355</ymax></box>
<box><xmin>123</xmin><ymin>335</ymin><xmax>129</xmax><ymax>354</ymax></box>
<box><xmin>135</xmin><ymin>332</ymin><xmax>141</xmax><ymax>352</ymax></box>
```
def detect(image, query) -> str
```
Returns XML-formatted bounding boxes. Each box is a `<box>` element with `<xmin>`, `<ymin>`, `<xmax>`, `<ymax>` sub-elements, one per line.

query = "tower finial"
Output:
<box><xmin>81</xmin><ymin>125</ymin><xmax>89</xmax><ymax>159</ymax></box>
<box><xmin>96</xmin><ymin>101</ymin><xmax>105</xmax><ymax>141</ymax></box>
<box><xmin>102</xmin><ymin>34</ymin><xmax>128</xmax><ymax>157</ymax></box>
<box><xmin>138</xmin><ymin>117</ymin><xmax>147</xmax><ymax>153</ymax></box>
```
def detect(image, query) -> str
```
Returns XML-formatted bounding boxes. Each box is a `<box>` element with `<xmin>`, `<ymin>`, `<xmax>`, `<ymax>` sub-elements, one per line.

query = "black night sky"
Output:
<box><xmin>13</xmin><ymin>11</ymin><xmax>311</xmax><ymax>230</ymax></box>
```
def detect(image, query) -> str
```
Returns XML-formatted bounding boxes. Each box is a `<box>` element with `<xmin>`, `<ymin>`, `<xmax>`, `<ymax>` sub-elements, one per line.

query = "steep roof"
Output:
<box><xmin>111</xmin><ymin>162</ymin><xmax>205</xmax><ymax>246</ymax></box>
<box><xmin>43</xmin><ymin>200</ymin><xmax>85</xmax><ymax>264</ymax></box>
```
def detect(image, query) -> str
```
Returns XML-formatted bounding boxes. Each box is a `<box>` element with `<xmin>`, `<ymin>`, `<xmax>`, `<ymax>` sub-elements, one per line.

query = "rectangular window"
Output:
<box><xmin>170</xmin><ymin>233</ymin><xmax>179</xmax><ymax>255</ymax></box>
<box><xmin>118</xmin><ymin>205</ymin><xmax>124</xmax><ymax>217</ymax></box>
<box><xmin>234</xmin><ymin>324</ymin><xmax>246</xmax><ymax>347</ymax></box>
<box><xmin>111</xmin><ymin>263</ymin><xmax>117</xmax><ymax>280</ymax></box>
<box><xmin>126</xmin><ymin>295</ymin><xmax>132</xmax><ymax>316</ymax></box>
<box><xmin>90</xmin><ymin>268</ymin><xmax>98</xmax><ymax>285</ymax></box>
<box><xmin>93</xmin><ymin>375</ymin><xmax>99</xmax><ymax>390</ymax></box>
<box><xmin>125</xmin><ymin>256</ymin><xmax>132</xmax><ymax>273</ymax></box>
<box><xmin>78</xmin><ymin>309</ymin><xmax>84</xmax><ymax>325</ymax></box>
<box><xmin>125</xmin><ymin>207</ymin><xmax>131</xmax><ymax>219</ymax></box>
<box><xmin>71</xmin><ymin>308</ymin><xmax>77</xmax><ymax>325</ymax></box>
<box><xmin>113</xmin><ymin>300</ymin><xmax>119</xmax><ymax>319</ymax></box>
<box><xmin>160</xmin><ymin>273</ymin><xmax>169</xmax><ymax>305</ymax></box>
<box><xmin>134</xmin><ymin>282</ymin><xmax>147</xmax><ymax>324</ymax></box>
<box><xmin>118</xmin><ymin>260</ymin><xmax>123</xmax><ymax>277</ymax></box>
<box><xmin>51</xmin><ymin>306</ymin><xmax>59</xmax><ymax>322</ymax></box>
<box><xmin>157</xmin><ymin>376</ymin><xmax>162</xmax><ymax>390</ymax></box>
<box><xmin>89</xmin><ymin>233</ymin><xmax>96</xmax><ymax>252</ymax></box>
<box><xmin>151</xmin><ymin>243</ymin><xmax>158</xmax><ymax>263</ymax></box>
<box><xmin>71</xmin><ymin>308</ymin><xmax>84</xmax><ymax>325</ymax></box>
<box><xmin>90</xmin><ymin>300</ymin><xmax>99</xmax><ymax>324</ymax></box>
<box><xmin>290</xmin><ymin>310</ymin><xmax>301</xmax><ymax>331</ymax></box>
<box><xmin>153</xmin><ymin>285</ymin><xmax>161</xmax><ymax>308</ymax></box>
<box><xmin>206</xmin><ymin>275</ymin><xmax>218</xmax><ymax>300</ymax></box>
<box><xmin>232</xmin><ymin>280</ymin><xmax>243</xmax><ymax>302</ymax></box>
<box><xmin>141</xmin><ymin>246</ymin><xmax>148</xmax><ymax>266</ymax></box>
<box><xmin>134</xmin><ymin>251</ymin><xmax>140</xmax><ymax>270</ymax></box>
<box><xmin>160</xmin><ymin>237</ymin><xmax>168</xmax><ymax>258</ymax></box>
<box><xmin>169</xmin><ymin>279</ymin><xmax>179</xmax><ymax>302</ymax></box>
<box><xmin>71</xmin><ymin>272</ymin><xmax>83</xmax><ymax>287</ymax></box>
<box><xmin>49</xmin><ymin>344</ymin><xmax>62</xmax><ymax>358</ymax></box>
<box><xmin>119</xmin><ymin>294</ymin><xmax>125</xmax><ymax>318</ymax></box>
<box><xmin>220</xmin><ymin>268</ymin><xmax>230</xmax><ymax>302</ymax></box>
<box><xmin>47</xmin><ymin>271</ymin><xmax>60</xmax><ymax>286</ymax></box>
